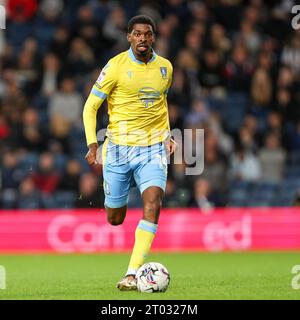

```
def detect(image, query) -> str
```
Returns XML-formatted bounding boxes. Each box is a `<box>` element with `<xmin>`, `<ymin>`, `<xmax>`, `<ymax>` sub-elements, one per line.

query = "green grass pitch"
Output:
<box><xmin>0</xmin><ymin>252</ymin><xmax>300</xmax><ymax>300</ymax></box>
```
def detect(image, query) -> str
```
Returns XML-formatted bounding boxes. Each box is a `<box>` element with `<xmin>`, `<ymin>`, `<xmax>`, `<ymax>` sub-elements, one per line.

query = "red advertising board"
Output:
<box><xmin>0</xmin><ymin>208</ymin><xmax>300</xmax><ymax>253</ymax></box>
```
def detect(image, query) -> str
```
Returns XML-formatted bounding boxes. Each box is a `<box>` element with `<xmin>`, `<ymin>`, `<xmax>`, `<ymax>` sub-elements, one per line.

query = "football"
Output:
<box><xmin>136</xmin><ymin>262</ymin><xmax>170</xmax><ymax>293</ymax></box>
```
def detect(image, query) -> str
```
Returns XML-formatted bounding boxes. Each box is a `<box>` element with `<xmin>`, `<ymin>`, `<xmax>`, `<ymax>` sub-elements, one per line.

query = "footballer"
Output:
<box><xmin>83</xmin><ymin>15</ymin><xmax>175</xmax><ymax>290</ymax></box>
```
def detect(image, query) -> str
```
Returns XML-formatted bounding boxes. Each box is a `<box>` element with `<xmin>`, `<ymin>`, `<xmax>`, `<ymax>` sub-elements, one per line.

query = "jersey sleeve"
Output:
<box><xmin>167</xmin><ymin>62</ymin><xmax>173</xmax><ymax>91</ymax></box>
<box><xmin>165</xmin><ymin>61</ymin><xmax>173</xmax><ymax>134</ymax></box>
<box><xmin>91</xmin><ymin>60</ymin><xmax>118</xmax><ymax>98</ymax></box>
<box><xmin>83</xmin><ymin>60</ymin><xmax>118</xmax><ymax>146</ymax></box>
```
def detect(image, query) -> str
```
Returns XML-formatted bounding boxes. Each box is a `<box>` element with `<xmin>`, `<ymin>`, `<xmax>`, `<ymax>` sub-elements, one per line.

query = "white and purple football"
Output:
<box><xmin>136</xmin><ymin>262</ymin><xmax>170</xmax><ymax>293</ymax></box>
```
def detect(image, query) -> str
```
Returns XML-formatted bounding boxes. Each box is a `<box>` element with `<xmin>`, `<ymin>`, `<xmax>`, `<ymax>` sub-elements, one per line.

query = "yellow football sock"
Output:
<box><xmin>126</xmin><ymin>219</ymin><xmax>157</xmax><ymax>276</ymax></box>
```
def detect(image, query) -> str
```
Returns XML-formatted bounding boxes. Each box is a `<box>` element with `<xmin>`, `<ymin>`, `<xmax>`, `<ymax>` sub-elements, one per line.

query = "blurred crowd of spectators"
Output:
<box><xmin>1</xmin><ymin>0</ymin><xmax>300</xmax><ymax>211</ymax></box>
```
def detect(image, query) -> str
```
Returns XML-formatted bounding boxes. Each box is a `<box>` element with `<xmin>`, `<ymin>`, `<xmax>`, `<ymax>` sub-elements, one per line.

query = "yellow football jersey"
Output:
<box><xmin>83</xmin><ymin>48</ymin><xmax>173</xmax><ymax>146</ymax></box>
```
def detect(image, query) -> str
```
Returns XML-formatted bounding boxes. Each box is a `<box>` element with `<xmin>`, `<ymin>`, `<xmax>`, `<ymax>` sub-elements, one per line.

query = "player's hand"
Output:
<box><xmin>165</xmin><ymin>137</ymin><xmax>177</xmax><ymax>157</ymax></box>
<box><xmin>85</xmin><ymin>143</ymin><xmax>99</xmax><ymax>165</ymax></box>
<box><xmin>85</xmin><ymin>143</ymin><xmax>102</xmax><ymax>175</ymax></box>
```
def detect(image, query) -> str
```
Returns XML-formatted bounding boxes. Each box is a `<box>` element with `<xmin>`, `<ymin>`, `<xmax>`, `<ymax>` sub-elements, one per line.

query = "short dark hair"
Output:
<box><xmin>127</xmin><ymin>15</ymin><xmax>156</xmax><ymax>33</ymax></box>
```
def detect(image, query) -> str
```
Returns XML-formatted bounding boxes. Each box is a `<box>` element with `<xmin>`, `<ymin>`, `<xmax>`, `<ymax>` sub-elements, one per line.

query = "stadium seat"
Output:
<box><xmin>71</xmin><ymin>140</ymin><xmax>87</xmax><ymax>157</ymax></box>
<box><xmin>280</xmin><ymin>178</ymin><xmax>300</xmax><ymax>190</ymax></box>
<box><xmin>227</xmin><ymin>199</ymin><xmax>246</xmax><ymax>207</ymax></box>
<box><xmin>18</xmin><ymin>197</ymin><xmax>42</xmax><ymax>209</ymax></box>
<box><xmin>249</xmin><ymin>182</ymin><xmax>278</xmax><ymax>201</ymax></box>
<box><xmin>204</xmin><ymin>96</ymin><xmax>226</xmax><ymax>114</ymax></box>
<box><xmin>54</xmin><ymin>154</ymin><xmax>68</xmax><ymax>174</ymax></box>
<box><xmin>246</xmin><ymin>199</ymin><xmax>271</xmax><ymax>207</ymax></box>
<box><xmin>6</xmin><ymin>21</ymin><xmax>32</xmax><ymax>53</ymax></box>
<box><xmin>271</xmin><ymin>178</ymin><xmax>300</xmax><ymax>206</ymax></box>
<box><xmin>175</xmin><ymin>188</ymin><xmax>191</xmax><ymax>207</ymax></box>
<box><xmin>227</xmin><ymin>181</ymin><xmax>250</xmax><ymax>207</ymax></box>
<box><xmin>73</xmin><ymin>155</ymin><xmax>90</xmax><ymax>173</ymax></box>
<box><xmin>222</xmin><ymin>93</ymin><xmax>248</xmax><ymax>133</ymax></box>
<box><xmin>284</xmin><ymin>166</ymin><xmax>300</xmax><ymax>178</ymax></box>
<box><xmin>19</xmin><ymin>153</ymin><xmax>39</xmax><ymax>172</ymax></box>
<box><xmin>41</xmin><ymin>194</ymin><xmax>58</xmax><ymax>209</ymax></box>
<box><xmin>69</xmin><ymin>126</ymin><xmax>86</xmax><ymax>140</ymax></box>
<box><xmin>0</xmin><ymin>189</ymin><xmax>18</xmax><ymax>209</ymax></box>
<box><xmin>54</xmin><ymin>191</ymin><xmax>77</xmax><ymax>208</ymax></box>
<box><xmin>289</xmin><ymin>151</ymin><xmax>300</xmax><ymax>165</ymax></box>
<box><xmin>229</xmin><ymin>180</ymin><xmax>251</xmax><ymax>190</ymax></box>
<box><xmin>272</xmin><ymin>196</ymin><xmax>294</xmax><ymax>207</ymax></box>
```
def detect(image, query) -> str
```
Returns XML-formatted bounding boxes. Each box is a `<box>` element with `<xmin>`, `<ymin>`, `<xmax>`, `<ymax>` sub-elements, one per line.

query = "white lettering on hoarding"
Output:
<box><xmin>203</xmin><ymin>215</ymin><xmax>252</xmax><ymax>251</ymax></box>
<box><xmin>47</xmin><ymin>215</ymin><xmax>125</xmax><ymax>253</ymax></box>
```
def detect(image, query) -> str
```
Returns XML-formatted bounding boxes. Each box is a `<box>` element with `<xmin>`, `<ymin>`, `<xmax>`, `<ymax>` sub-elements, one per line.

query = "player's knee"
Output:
<box><xmin>106</xmin><ymin>206</ymin><xmax>127</xmax><ymax>225</ymax></box>
<box><xmin>107</xmin><ymin>215</ymin><xmax>124</xmax><ymax>226</ymax></box>
<box><xmin>107</xmin><ymin>211</ymin><xmax>125</xmax><ymax>225</ymax></box>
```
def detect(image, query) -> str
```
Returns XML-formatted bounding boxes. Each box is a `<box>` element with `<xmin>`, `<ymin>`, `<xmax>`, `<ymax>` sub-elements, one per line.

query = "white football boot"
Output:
<box><xmin>116</xmin><ymin>275</ymin><xmax>137</xmax><ymax>291</ymax></box>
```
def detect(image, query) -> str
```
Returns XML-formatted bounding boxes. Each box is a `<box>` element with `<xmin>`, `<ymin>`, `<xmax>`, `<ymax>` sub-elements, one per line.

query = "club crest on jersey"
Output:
<box><xmin>160</xmin><ymin>67</ymin><xmax>167</xmax><ymax>79</ymax></box>
<box><xmin>127</xmin><ymin>71</ymin><xmax>132</xmax><ymax>78</ymax></box>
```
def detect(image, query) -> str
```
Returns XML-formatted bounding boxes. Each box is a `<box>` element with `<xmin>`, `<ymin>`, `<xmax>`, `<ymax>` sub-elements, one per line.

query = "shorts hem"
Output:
<box><xmin>104</xmin><ymin>198</ymin><xmax>128</xmax><ymax>209</ymax></box>
<box><xmin>139</xmin><ymin>180</ymin><xmax>166</xmax><ymax>194</ymax></box>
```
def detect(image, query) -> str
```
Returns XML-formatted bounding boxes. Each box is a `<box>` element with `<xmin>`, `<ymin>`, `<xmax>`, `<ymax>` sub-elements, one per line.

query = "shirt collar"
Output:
<box><xmin>128</xmin><ymin>47</ymin><xmax>156</xmax><ymax>64</ymax></box>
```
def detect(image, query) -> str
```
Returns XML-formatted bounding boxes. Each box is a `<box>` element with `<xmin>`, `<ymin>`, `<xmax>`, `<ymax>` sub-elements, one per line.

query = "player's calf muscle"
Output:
<box><xmin>142</xmin><ymin>188</ymin><xmax>163</xmax><ymax>223</ymax></box>
<box><xmin>143</xmin><ymin>200</ymin><xmax>161</xmax><ymax>223</ymax></box>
